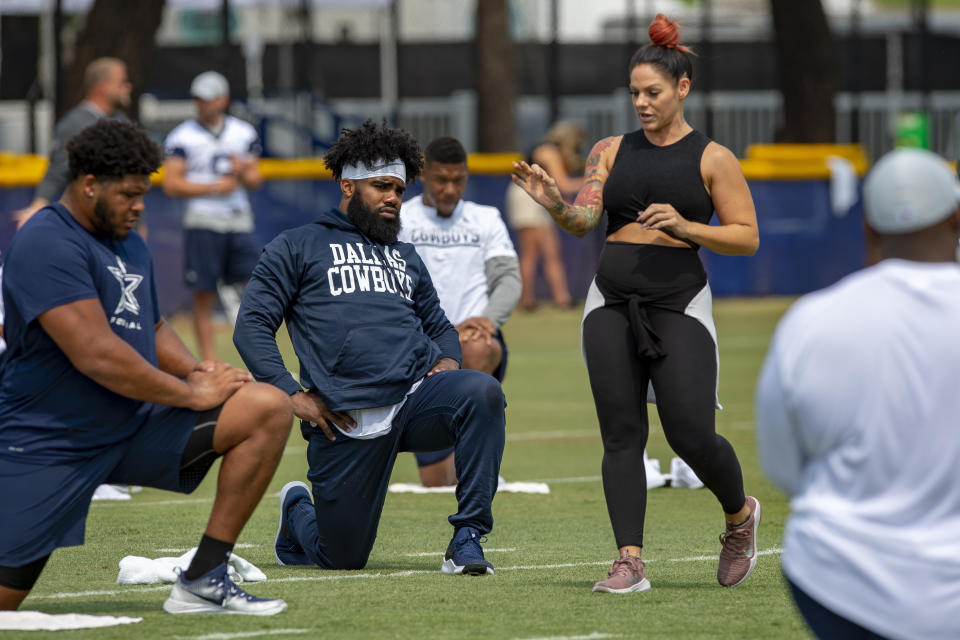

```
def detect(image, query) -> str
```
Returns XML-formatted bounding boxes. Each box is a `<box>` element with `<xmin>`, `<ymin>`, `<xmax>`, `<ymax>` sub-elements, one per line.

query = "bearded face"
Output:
<box><xmin>345</xmin><ymin>178</ymin><xmax>404</xmax><ymax>244</ymax></box>
<box><xmin>89</xmin><ymin>175</ymin><xmax>149</xmax><ymax>240</ymax></box>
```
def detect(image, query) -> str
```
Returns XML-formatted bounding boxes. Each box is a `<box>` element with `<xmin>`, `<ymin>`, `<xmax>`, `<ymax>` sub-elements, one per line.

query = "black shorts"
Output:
<box><xmin>0</xmin><ymin>404</ymin><xmax>222</xmax><ymax>566</ymax></box>
<box><xmin>184</xmin><ymin>229</ymin><xmax>260</xmax><ymax>292</ymax></box>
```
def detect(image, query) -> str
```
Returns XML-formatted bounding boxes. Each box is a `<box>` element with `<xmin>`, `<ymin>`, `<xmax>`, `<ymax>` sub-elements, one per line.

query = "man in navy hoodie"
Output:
<box><xmin>234</xmin><ymin>120</ymin><xmax>506</xmax><ymax>576</ymax></box>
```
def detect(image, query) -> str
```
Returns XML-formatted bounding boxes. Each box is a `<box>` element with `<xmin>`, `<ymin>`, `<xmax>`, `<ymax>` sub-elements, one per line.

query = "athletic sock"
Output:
<box><xmin>183</xmin><ymin>534</ymin><xmax>235</xmax><ymax>580</ymax></box>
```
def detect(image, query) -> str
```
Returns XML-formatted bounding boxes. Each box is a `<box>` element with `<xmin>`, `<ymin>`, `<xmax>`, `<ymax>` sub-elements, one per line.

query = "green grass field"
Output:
<box><xmin>18</xmin><ymin>298</ymin><xmax>809</xmax><ymax>640</ymax></box>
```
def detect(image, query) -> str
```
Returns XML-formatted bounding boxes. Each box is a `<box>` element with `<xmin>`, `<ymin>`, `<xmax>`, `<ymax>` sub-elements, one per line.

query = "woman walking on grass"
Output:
<box><xmin>511</xmin><ymin>14</ymin><xmax>761</xmax><ymax>593</ymax></box>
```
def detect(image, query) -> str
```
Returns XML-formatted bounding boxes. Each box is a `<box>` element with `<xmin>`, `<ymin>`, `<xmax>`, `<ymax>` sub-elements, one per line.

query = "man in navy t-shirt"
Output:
<box><xmin>0</xmin><ymin>120</ymin><xmax>292</xmax><ymax>616</ymax></box>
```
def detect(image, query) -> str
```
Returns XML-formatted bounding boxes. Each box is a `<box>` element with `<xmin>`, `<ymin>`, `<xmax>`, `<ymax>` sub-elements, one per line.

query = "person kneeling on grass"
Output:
<box><xmin>0</xmin><ymin>119</ymin><xmax>292</xmax><ymax>616</ymax></box>
<box><xmin>234</xmin><ymin>120</ymin><xmax>507</xmax><ymax>576</ymax></box>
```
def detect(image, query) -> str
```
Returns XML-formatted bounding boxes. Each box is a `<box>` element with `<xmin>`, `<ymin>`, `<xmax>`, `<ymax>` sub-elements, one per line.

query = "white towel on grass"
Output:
<box><xmin>0</xmin><ymin>611</ymin><xmax>141</xmax><ymax>631</ymax></box>
<box><xmin>117</xmin><ymin>548</ymin><xmax>266</xmax><ymax>585</ymax></box>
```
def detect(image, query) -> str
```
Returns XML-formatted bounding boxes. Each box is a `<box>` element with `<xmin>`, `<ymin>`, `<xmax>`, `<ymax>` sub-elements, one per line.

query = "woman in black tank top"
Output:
<box><xmin>512</xmin><ymin>14</ymin><xmax>761</xmax><ymax>594</ymax></box>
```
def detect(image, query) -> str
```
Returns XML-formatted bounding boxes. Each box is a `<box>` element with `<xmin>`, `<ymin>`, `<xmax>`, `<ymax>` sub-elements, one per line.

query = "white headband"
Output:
<box><xmin>341</xmin><ymin>158</ymin><xmax>406</xmax><ymax>183</ymax></box>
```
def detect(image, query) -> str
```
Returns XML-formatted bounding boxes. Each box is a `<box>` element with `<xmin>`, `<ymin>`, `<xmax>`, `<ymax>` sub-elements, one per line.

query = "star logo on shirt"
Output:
<box><xmin>107</xmin><ymin>257</ymin><xmax>143</xmax><ymax>316</ymax></box>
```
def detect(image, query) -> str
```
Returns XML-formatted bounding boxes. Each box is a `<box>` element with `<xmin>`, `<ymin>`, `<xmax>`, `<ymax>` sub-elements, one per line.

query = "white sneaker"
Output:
<box><xmin>669</xmin><ymin>457</ymin><xmax>705</xmax><ymax>489</ymax></box>
<box><xmin>163</xmin><ymin>563</ymin><xmax>286</xmax><ymax>615</ymax></box>
<box><xmin>91</xmin><ymin>484</ymin><xmax>132</xmax><ymax>501</ymax></box>
<box><xmin>644</xmin><ymin>452</ymin><xmax>667</xmax><ymax>490</ymax></box>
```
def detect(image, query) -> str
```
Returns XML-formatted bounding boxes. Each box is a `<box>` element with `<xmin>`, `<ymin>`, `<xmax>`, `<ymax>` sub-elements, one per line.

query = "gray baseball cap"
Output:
<box><xmin>863</xmin><ymin>148</ymin><xmax>960</xmax><ymax>234</ymax></box>
<box><xmin>190</xmin><ymin>71</ymin><xmax>229</xmax><ymax>101</ymax></box>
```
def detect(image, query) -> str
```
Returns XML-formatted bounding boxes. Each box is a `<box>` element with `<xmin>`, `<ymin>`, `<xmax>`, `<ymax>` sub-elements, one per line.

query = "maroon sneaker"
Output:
<box><xmin>717</xmin><ymin>496</ymin><xmax>761</xmax><ymax>587</ymax></box>
<box><xmin>592</xmin><ymin>550</ymin><xmax>651</xmax><ymax>594</ymax></box>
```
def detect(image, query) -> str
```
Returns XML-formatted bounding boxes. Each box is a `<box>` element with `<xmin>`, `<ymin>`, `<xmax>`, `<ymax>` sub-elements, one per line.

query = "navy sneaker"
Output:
<box><xmin>275</xmin><ymin>481</ymin><xmax>311</xmax><ymax>566</ymax></box>
<box><xmin>162</xmin><ymin>563</ymin><xmax>286</xmax><ymax>615</ymax></box>
<box><xmin>441</xmin><ymin>526</ymin><xmax>494</xmax><ymax>576</ymax></box>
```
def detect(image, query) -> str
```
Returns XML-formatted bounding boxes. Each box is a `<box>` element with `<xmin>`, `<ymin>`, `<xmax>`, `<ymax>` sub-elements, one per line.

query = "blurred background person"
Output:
<box><xmin>756</xmin><ymin>148</ymin><xmax>960</xmax><ymax>640</ymax></box>
<box><xmin>162</xmin><ymin>71</ymin><xmax>263</xmax><ymax>361</ymax></box>
<box><xmin>13</xmin><ymin>57</ymin><xmax>131</xmax><ymax>229</ymax></box>
<box><xmin>505</xmin><ymin>121</ymin><xmax>582</xmax><ymax>310</ymax></box>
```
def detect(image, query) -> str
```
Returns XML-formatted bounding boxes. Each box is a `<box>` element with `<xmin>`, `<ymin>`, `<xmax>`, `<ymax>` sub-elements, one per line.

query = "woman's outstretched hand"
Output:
<box><xmin>511</xmin><ymin>161</ymin><xmax>565</xmax><ymax>212</ymax></box>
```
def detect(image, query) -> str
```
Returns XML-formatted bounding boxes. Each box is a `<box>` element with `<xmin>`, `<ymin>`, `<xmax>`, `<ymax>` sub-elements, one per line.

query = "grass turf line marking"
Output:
<box><xmin>32</xmin><ymin>585</ymin><xmax>172</xmax><ymax>599</ymax></box>
<box><xmin>405</xmin><ymin>548</ymin><xmax>518</xmax><ymax>557</ymax></box>
<box><xmin>30</xmin><ymin>548</ymin><xmax>782</xmax><ymax>600</ymax></box>
<box><xmin>92</xmin><ymin>497</ymin><xmax>212</xmax><ymax>507</ymax></box>
<box><xmin>535</xmin><ymin>475</ymin><xmax>602</xmax><ymax>484</ymax></box>
<box><xmin>507</xmin><ymin>429</ymin><xmax>597</xmax><ymax>441</ymax></box>
<box><xmin>271</xmin><ymin>561</ymin><xmax>614</xmax><ymax>584</ymax></box>
<box><xmin>154</xmin><ymin>543</ymin><xmax>261</xmax><ymax>553</ymax></box>
<box><xmin>177</xmin><ymin>630</ymin><xmax>311</xmax><ymax>640</ymax></box>
<box><xmin>96</xmin><ymin>492</ymin><xmax>282</xmax><ymax>509</ymax></box>
<box><xmin>668</xmin><ymin>547</ymin><xmax>783</xmax><ymax>563</ymax></box>
<box><xmin>513</xmin><ymin>634</ymin><xmax>620</xmax><ymax>640</ymax></box>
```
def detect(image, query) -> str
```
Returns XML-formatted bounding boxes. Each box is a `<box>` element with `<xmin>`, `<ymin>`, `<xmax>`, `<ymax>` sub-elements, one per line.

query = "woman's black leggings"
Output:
<box><xmin>582</xmin><ymin>243</ymin><xmax>746</xmax><ymax>549</ymax></box>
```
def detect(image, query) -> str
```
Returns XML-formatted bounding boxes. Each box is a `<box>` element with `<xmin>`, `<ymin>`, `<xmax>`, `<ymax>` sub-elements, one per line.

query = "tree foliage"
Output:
<box><xmin>61</xmin><ymin>0</ymin><xmax>166</xmax><ymax>121</ymax></box>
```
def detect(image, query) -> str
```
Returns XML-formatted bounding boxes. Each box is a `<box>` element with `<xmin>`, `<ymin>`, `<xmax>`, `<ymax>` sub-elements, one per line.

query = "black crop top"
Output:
<box><xmin>602</xmin><ymin>129</ymin><xmax>714</xmax><ymax>245</ymax></box>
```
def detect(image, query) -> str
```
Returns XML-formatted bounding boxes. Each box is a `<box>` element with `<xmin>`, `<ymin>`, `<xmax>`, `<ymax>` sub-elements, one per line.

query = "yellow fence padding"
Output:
<box><xmin>0</xmin><ymin>146</ymin><xmax>952</xmax><ymax>185</ymax></box>
<box><xmin>741</xmin><ymin>143</ymin><xmax>870</xmax><ymax>180</ymax></box>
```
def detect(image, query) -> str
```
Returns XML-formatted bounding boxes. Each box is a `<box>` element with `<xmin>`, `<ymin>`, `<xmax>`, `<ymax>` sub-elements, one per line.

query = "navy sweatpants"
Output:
<box><xmin>285</xmin><ymin>369</ymin><xmax>506</xmax><ymax>569</ymax></box>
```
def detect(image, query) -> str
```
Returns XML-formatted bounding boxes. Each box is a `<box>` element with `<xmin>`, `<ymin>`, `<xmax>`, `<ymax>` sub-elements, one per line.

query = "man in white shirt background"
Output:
<box><xmin>399</xmin><ymin>136</ymin><xmax>521</xmax><ymax>486</ymax></box>
<box><xmin>162</xmin><ymin>71</ymin><xmax>263</xmax><ymax>361</ymax></box>
<box><xmin>756</xmin><ymin>148</ymin><xmax>960</xmax><ymax>640</ymax></box>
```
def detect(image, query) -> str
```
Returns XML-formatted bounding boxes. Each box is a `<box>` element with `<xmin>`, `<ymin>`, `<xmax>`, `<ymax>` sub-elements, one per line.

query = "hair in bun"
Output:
<box><xmin>649</xmin><ymin>14</ymin><xmax>691</xmax><ymax>53</ymax></box>
<box><xmin>628</xmin><ymin>14</ymin><xmax>695</xmax><ymax>82</ymax></box>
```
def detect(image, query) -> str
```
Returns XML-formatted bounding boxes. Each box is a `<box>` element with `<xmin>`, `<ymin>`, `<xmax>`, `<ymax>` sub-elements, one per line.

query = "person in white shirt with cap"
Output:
<box><xmin>163</xmin><ymin>71</ymin><xmax>263</xmax><ymax>361</ymax></box>
<box><xmin>756</xmin><ymin>147</ymin><xmax>960</xmax><ymax>640</ymax></box>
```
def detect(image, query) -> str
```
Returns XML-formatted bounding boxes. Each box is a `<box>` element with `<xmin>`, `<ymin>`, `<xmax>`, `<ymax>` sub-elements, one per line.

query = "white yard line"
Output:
<box><xmin>32</xmin><ymin>585</ymin><xmax>172</xmax><ymax>600</ymax></box>
<box><xmin>513</xmin><ymin>634</ymin><xmax>621</xmax><ymax>640</ymax></box>
<box><xmin>177</xmin><ymin>630</ymin><xmax>311</xmax><ymax>640</ymax></box>
<box><xmin>96</xmin><ymin>493</ymin><xmax>282</xmax><ymax>509</ymax></box>
<box><xmin>507</xmin><ymin>430</ymin><xmax>597</xmax><ymax>441</ymax></box>
<box><xmin>92</xmin><ymin>497</ymin><xmax>213</xmax><ymax>508</ymax></box>
<box><xmin>30</xmin><ymin>548</ymin><xmax>783</xmax><ymax>601</ymax></box>
<box><xmin>154</xmin><ymin>543</ymin><xmax>260</xmax><ymax>554</ymax></box>
<box><xmin>534</xmin><ymin>475</ymin><xmax>602</xmax><ymax>484</ymax></box>
<box><xmin>405</xmin><ymin>548</ymin><xmax>518</xmax><ymax>557</ymax></box>
<box><xmin>668</xmin><ymin>547</ymin><xmax>783</xmax><ymax>563</ymax></box>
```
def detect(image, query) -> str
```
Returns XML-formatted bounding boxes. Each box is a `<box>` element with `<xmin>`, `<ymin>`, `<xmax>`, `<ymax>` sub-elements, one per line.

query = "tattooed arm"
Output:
<box><xmin>511</xmin><ymin>136</ymin><xmax>621</xmax><ymax>238</ymax></box>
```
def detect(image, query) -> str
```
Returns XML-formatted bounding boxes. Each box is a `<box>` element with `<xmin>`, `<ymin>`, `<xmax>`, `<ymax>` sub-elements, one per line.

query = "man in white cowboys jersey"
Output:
<box><xmin>162</xmin><ymin>71</ymin><xmax>263</xmax><ymax>361</ymax></box>
<box><xmin>399</xmin><ymin>137</ymin><xmax>521</xmax><ymax>486</ymax></box>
